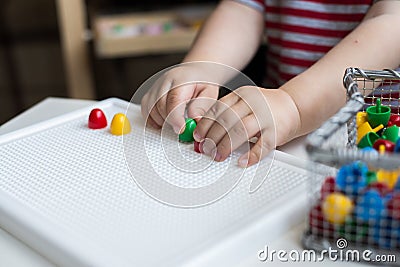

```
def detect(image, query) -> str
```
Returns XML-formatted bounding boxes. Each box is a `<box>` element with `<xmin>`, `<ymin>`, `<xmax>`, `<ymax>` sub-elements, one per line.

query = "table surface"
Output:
<box><xmin>0</xmin><ymin>97</ymin><xmax>365</xmax><ymax>267</ymax></box>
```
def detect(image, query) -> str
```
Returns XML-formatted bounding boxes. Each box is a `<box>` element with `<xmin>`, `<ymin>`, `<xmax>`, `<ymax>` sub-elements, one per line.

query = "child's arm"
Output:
<box><xmin>141</xmin><ymin>0</ymin><xmax>264</xmax><ymax>133</ymax></box>
<box><xmin>283</xmin><ymin>0</ymin><xmax>400</xmax><ymax>135</ymax></box>
<box><xmin>194</xmin><ymin>0</ymin><xmax>400</xmax><ymax>167</ymax></box>
<box><xmin>182</xmin><ymin>0</ymin><xmax>264</xmax><ymax>68</ymax></box>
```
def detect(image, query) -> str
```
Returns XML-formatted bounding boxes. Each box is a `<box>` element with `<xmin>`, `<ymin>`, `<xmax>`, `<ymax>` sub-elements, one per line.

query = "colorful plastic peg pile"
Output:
<box><xmin>357</xmin><ymin>99</ymin><xmax>400</xmax><ymax>153</ymax></box>
<box><xmin>88</xmin><ymin>108</ymin><xmax>131</xmax><ymax>136</ymax></box>
<box><xmin>313</xmin><ymin>99</ymin><xmax>400</xmax><ymax>246</ymax></box>
<box><xmin>310</xmin><ymin>160</ymin><xmax>400</xmax><ymax>249</ymax></box>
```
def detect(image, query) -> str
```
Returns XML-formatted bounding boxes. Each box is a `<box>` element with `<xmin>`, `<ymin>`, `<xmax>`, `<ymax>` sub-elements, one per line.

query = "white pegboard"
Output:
<box><xmin>0</xmin><ymin>98</ymin><xmax>309</xmax><ymax>267</ymax></box>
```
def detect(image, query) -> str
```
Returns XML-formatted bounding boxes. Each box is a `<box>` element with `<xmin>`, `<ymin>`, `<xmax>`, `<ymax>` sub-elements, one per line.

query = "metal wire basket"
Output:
<box><xmin>303</xmin><ymin>68</ymin><xmax>400</xmax><ymax>265</ymax></box>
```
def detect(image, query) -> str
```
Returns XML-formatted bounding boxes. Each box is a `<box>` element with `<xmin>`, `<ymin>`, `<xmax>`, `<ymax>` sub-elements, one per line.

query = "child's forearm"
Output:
<box><xmin>281</xmin><ymin>0</ymin><xmax>400</xmax><ymax>137</ymax></box>
<box><xmin>183</xmin><ymin>0</ymin><xmax>264</xmax><ymax>71</ymax></box>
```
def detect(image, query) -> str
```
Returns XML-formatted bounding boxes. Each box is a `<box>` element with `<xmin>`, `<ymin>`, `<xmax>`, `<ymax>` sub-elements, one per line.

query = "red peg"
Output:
<box><xmin>387</xmin><ymin>193</ymin><xmax>400</xmax><ymax>220</ymax></box>
<box><xmin>309</xmin><ymin>204</ymin><xmax>334</xmax><ymax>237</ymax></box>
<box><xmin>373</xmin><ymin>139</ymin><xmax>395</xmax><ymax>152</ymax></box>
<box><xmin>194</xmin><ymin>141</ymin><xmax>201</xmax><ymax>153</ymax></box>
<box><xmin>366</xmin><ymin>182</ymin><xmax>392</xmax><ymax>196</ymax></box>
<box><xmin>320</xmin><ymin>176</ymin><xmax>336</xmax><ymax>200</ymax></box>
<box><xmin>389</xmin><ymin>114</ymin><xmax>400</xmax><ymax>127</ymax></box>
<box><xmin>88</xmin><ymin>108</ymin><xmax>107</xmax><ymax>129</ymax></box>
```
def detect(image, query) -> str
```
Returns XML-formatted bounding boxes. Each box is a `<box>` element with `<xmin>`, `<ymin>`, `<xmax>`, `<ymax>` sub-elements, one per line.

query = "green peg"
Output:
<box><xmin>179</xmin><ymin>118</ymin><xmax>197</xmax><ymax>142</ymax></box>
<box><xmin>376</xmin><ymin>98</ymin><xmax>381</xmax><ymax>113</ymax></box>
<box><xmin>366</xmin><ymin>171</ymin><xmax>378</xmax><ymax>185</ymax></box>
<box><xmin>366</xmin><ymin>98</ymin><xmax>391</xmax><ymax>128</ymax></box>
<box><xmin>338</xmin><ymin>218</ymin><xmax>368</xmax><ymax>243</ymax></box>
<box><xmin>382</xmin><ymin>125</ymin><xmax>400</xmax><ymax>143</ymax></box>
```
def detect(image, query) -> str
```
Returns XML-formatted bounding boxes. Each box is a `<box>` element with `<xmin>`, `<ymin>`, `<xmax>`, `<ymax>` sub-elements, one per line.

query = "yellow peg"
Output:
<box><xmin>357</xmin><ymin>122</ymin><xmax>384</xmax><ymax>144</ymax></box>
<box><xmin>379</xmin><ymin>144</ymin><xmax>386</xmax><ymax>155</ymax></box>
<box><xmin>110</xmin><ymin>113</ymin><xmax>131</xmax><ymax>136</ymax></box>
<box><xmin>377</xmin><ymin>169</ymin><xmax>400</xmax><ymax>189</ymax></box>
<box><xmin>356</xmin><ymin>112</ymin><xmax>367</xmax><ymax>128</ymax></box>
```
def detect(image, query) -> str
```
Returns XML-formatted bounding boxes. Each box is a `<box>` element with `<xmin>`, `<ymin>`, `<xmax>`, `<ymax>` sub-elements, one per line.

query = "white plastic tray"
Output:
<box><xmin>0</xmin><ymin>98</ymin><xmax>309</xmax><ymax>267</ymax></box>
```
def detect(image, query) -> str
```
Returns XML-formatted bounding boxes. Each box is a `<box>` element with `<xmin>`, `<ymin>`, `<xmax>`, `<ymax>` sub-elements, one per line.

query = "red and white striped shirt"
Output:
<box><xmin>235</xmin><ymin>0</ymin><xmax>373</xmax><ymax>87</ymax></box>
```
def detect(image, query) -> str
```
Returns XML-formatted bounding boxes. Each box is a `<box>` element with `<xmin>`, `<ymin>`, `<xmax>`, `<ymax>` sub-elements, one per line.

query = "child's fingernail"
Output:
<box><xmin>147</xmin><ymin>121</ymin><xmax>159</xmax><ymax>129</ymax></box>
<box><xmin>193</xmin><ymin>131</ymin><xmax>201</xmax><ymax>141</ymax></box>
<box><xmin>199</xmin><ymin>140</ymin><xmax>204</xmax><ymax>153</ymax></box>
<box><xmin>214</xmin><ymin>152</ymin><xmax>222</xmax><ymax>161</ymax></box>
<box><xmin>202</xmin><ymin>139</ymin><xmax>216</xmax><ymax>156</ymax></box>
<box><xmin>238</xmin><ymin>157</ymin><xmax>248</xmax><ymax>168</ymax></box>
<box><xmin>194</xmin><ymin>116</ymin><xmax>202</xmax><ymax>123</ymax></box>
<box><xmin>202</xmin><ymin>143</ymin><xmax>212</xmax><ymax>155</ymax></box>
<box><xmin>173</xmin><ymin>125</ymin><xmax>181</xmax><ymax>134</ymax></box>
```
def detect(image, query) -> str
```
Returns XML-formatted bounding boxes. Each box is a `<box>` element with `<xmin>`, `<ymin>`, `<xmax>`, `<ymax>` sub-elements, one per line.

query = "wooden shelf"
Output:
<box><xmin>93</xmin><ymin>7</ymin><xmax>213</xmax><ymax>58</ymax></box>
<box><xmin>56</xmin><ymin>0</ymin><xmax>214</xmax><ymax>99</ymax></box>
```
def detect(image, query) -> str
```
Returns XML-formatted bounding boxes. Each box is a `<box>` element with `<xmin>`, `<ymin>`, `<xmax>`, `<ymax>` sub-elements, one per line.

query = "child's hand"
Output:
<box><xmin>193</xmin><ymin>86</ymin><xmax>301</xmax><ymax>167</ymax></box>
<box><xmin>141</xmin><ymin>64</ymin><xmax>219</xmax><ymax>133</ymax></box>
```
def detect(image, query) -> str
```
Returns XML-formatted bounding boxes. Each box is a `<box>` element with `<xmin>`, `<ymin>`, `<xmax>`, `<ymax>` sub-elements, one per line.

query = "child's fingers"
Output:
<box><xmin>187</xmin><ymin>86</ymin><xmax>219</xmax><ymax>120</ymax></box>
<box><xmin>154</xmin><ymin>79</ymin><xmax>173</xmax><ymax>121</ymax></box>
<box><xmin>141</xmin><ymin>80</ymin><xmax>169</xmax><ymax>127</ymax></box>
<box><xmin>141</xmin><ymin>93</ymin><xmax>150</xmax><ymax>120</ymax></box>
<box><xmin>146</xmin><ymin>116</ymin><xmax>161</xmax><ymax>130</ymax></box>
<box><xmin>194</xmin><ymin>93</ymin><xmax>240</xmax><ymax>141</ymax></box>
<box><xmin>165</xmin><ymin>84</ymin><xmax>196</xmax><ymax>134</ymax></box>
<box><xmin>238</xmin><ymin>132</ymin><xmax>275</xmax><ymax>168</ymax></box>
<box><xmin>201</xmin><ymin>100</ymin><xmax>251</xmax><ymax>155</ymax></box>
<box><xmin>212</xmin><ymin>99</ymin><xmax>251</xmax><ymax>134</ymax></box>
<box><xmin>141</xmin><ymin>95</ymin><xmax>161</xmax><ymax>129</ymax></box>
<box><xmin>215</xmin><ymin>114</ymin><xmax>260</xmax><ymax>162</ymax></box>
<box><xmin>148</xmin><ymin>102</ymin><xmax>165</xmax><ymax>127</ymax></box>
<box><xmin>201</xmin><ymin>121</ymin><xmax>225</xmax><ymax>156</ymax></box>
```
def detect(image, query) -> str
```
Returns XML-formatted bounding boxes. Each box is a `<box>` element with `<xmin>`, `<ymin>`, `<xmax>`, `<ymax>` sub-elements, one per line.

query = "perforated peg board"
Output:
<box><xmin>0</xmin><ymin>98</ymin><xmax>309</xmax><ymax>267</ymax></box>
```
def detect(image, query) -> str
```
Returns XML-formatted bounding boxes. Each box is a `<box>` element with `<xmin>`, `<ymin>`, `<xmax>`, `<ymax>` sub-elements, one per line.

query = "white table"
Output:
<box><xmin>0</xmin><ymin>97</ymin><xmax>366</xmax><ymax>267</ymax></box>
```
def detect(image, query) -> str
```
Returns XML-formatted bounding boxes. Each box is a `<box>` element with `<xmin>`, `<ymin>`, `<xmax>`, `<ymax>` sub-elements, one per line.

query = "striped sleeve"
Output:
<box><xmin>263</xmin><ymin>0</ymin><xmax>373</xmax><ymax>87</ymax></box>
<box><xmin>232</xmin><ymin>0</ymin><xmax>265</xmax><ymax>12</ymax></box>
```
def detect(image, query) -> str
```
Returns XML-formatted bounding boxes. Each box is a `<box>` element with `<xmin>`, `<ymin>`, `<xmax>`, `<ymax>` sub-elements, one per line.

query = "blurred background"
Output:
<box><xmin>0</xmin><ymin>0</ymin><xmax>265</xmax><ymax>125</ymax></box>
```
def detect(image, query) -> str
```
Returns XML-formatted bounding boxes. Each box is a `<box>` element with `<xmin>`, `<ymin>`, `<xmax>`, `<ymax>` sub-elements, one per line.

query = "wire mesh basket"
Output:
<box><xmin>303</xmin><ymin>68</ymin><xmax>400</xmax><ymax>264</ymax></box>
